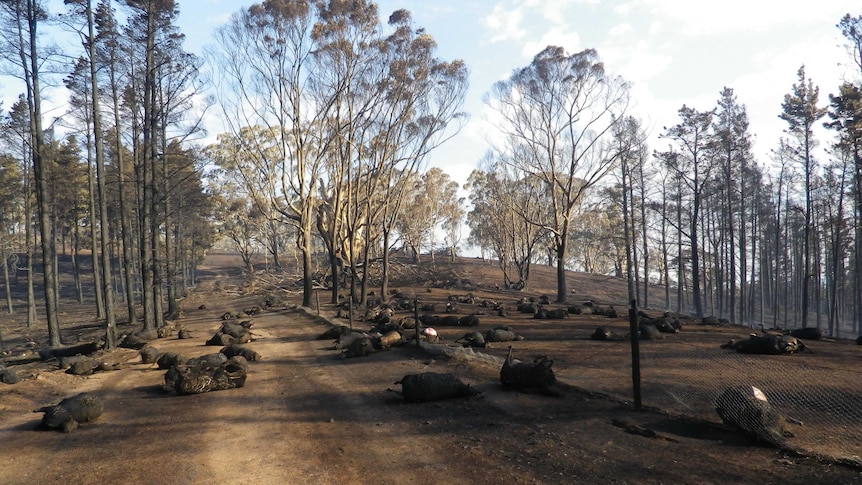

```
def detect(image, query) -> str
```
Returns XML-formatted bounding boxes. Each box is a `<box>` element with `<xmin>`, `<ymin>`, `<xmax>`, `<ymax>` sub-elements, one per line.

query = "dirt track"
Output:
<box><xmin>1</xmin><ymin>254</ymin><xmax>861</xmax><ymax>484</ymax></box>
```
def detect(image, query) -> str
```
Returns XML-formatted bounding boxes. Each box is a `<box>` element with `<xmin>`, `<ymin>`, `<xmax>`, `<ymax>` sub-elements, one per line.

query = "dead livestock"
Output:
<box><xmin>445</xmin><ymin>302</ymin><xmax>459</xmax><ymax>313</ymax></box>
<box><xmin>455</xmin><ymin>331</ymin><xmax>487</xmax><ymax>348</ymax></box>
<box><xmin>439</xmin><ymin>315</ymin><xmax>460</xmax><ymax>326</ymax></box>
<box><xmin>789</xmin><ymin>327</ymin><xmax>822</xmax><ymax>340</ymax></box>
<box><xmin>419</xmin><ymin>314</ymin><xmax>441</xmax><ymax>326</ymax></box>
<box><xmin>368</xmin><ymin>322</ymin><xmax>404</xmax><ymax>335</ymax></box>
<box><xmin>0</xmin><ymin>365</ymin><xmax>20</xmax><ymax>384</ymax></box>
<box><xmin>591</xmin><ymin>327</ymin><xmax>626</xmax><ymax>341</ymax></box>
<box><xmin>66</xmin><ymin>356</ymin><xmax>99</xmax><ymax>376</ymax></box>
<box><xmin>157</xmin><ymin>351</ymin><xmax>187</xmax><ymax>370</ymax></box>
<box><xmin>334</xmin><ymin>331</ymin><xmax>368</xmax><ymax>350</ymax></box>
<box><xmin>140</xmin><ymin>346</ymin><xmax>161</xmax><ymax>364</ymax></box>
<box><xmin>316</xmin><ymin>325</ymin><xmax>353</xmax><ymax>340</ymax></box>
<box><xmin>391</xmin><ymin>372</ymin><xmax>479</xmax><ymax>402</ymax></box>
<box><xmin>187</xmin><ymin>352</ymin><xmax>229</xmax><ymax>367</ymax></box>
<box><xmin>484</xmin><ymin>327</ymin><xmax>523</xmax><ymax>343</ymax></box>
<box><xmin>638</xmin><ymin>323</ymin><xmax>663</xmax><ymax>340</ymax></box>
<box><xmin>372</xmin><ymin>330</ymin><xmax>405</xmax><ymax>350</ymax></box>
<box><xmin>206</xmin><ymin>322</ymin><xmax>252</xmax><ymax>346</ymax></box>
<box><xmin>157</xmin><ymin>325</ymin><xmax>174</xmax><ymax>339</ymax></box>
<box><xmin>721</xmin><ymin>333</ymin><xmax>809</xmax><ymax>355</ymax></box>
<box><xmin>220</xmin><ymin>344</ymin><xmax>261</xmax><ymax>362</ymax></box>
<box><xmin>35</xmin><ymin>393</ymin><xmax>103</xmax><ymax>433</ymax></box>
<box><xmin>457</xmin><ymin>315</ymin><xmax>480</xmax><ymax>327</ymax></box>
<box><xmin>398</xmin><ymin>316</ymin><xmax>418</xmax><ymax>330</ymax></box>
<box><xmin>340</xmin><ymin>336</ymin><xmax>376</xmax><ymax>359</ymax></box>
<box><xmin>220</xmin><ymin>322</ymin><xmax>253</xmax><ymax>341</ymax></box>
<box><xmin>499</xmin><ymin>346</ymin><xmax>559</xmax><ymax>396</ymax></box>
<box><xmin>177</xmin><ymin>329</ymin><xmax>193</xmax><ymax>339</ymax></box>
<box><xmin>171</xmin><ymin>356</ymin><xmax>249</xmax><ymax>395</ymax></box>
<box><xmin>639</xmin><ymin>316</ymin><xmax>678</xmax><ymax>334</ymax></box>
<box><xmin>119</xmin><ymin>331</ymin><xmax>157</xmax><ymax>350</ymax></box>
<box><xmin>517</xmin><ymin>302</ymin><xmax>537</xmax><ymax>314</ymax></box>
<box><xmin>714</xmin><ymin>385</ymin><xmax>791</xmax><ymax>446</ymax></box>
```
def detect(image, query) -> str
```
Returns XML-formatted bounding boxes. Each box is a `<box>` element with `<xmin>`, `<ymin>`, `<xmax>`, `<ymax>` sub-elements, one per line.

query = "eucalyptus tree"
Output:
<box><xmin>484</xmin><ymin>46</ymin><xmax>629</xmax><ymax>302</ymax></box>
<box><xmin>465</xmin><ymin>153</ymin><xmax>552</xmax><ymax>290</ymax></box>
<box><xmin>779</xmin><ymin>65</ymin><xmax>827</xmax><ymax>328</ymax></box>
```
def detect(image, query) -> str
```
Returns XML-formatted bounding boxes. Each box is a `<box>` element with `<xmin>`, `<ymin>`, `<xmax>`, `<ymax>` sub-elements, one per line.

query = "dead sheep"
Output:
<box><xmin>391</xmin><ymin>372</ymin><xmax>479</xmax><ymax>402</ymax></box>
<box><xmin>157</xmin><ymin>351</ymin><xmax>187</xmax><ymax>370</ymax></box>
<box><xmin>372</xmin><ymin>330</ymin><xmax>405</xmax><ymax>350</ymax></box>
<box><xmin>316</xmin><ymin>325</ymin><xmax>353</xmax><ymax>340</ymax></box>
<box><xmin>484</xmin><ymin>326</ymin><xmax>524</xmax><ymax>343</ymax></box>
<box><xmin>139</xmin><ymin>346</ymin><xmax>161</xmax><ymax>364</ymax></box>
<box><xmin>220</xmin><ymin>344</ymin><xmax>261</xmax><ymax>362</ymax></box>
<box><xmin>720</xmin><ymin>333</ymin><xmax>809</xmax><ymax>355</ymax></box>
<box><xmin>591</xmin><ymin>326</ymin><xmax>626</xmax><ymax>341</ymax></box>
<box><xmin>500</xmin><ymin>346</ymin><xmax>559</xmax><ymax>396</ymax></box>
<box><xmin>171</xmin><ymin>356</ymin><xmax>249</xmax><ymax>395</ymax></box>
<box><xmin>0</xmin><ymin>365</ymin><xmax>20</xmax><ymax>384</ymax></box>
<box><xmin>119</xmin><ymin>331</ymin><xmax>157</xmax><ymax>350</ymax></box>
<box><xmin>455</xmin><ymin>331</ymin><xmax>487</xmax><ymax>348</ymax></box>
<box><xmin>67</xmin><ymin>357</ymin><xmax>100</xmax><ymax>376</ymax></box>
<box><xmin>340</xmin><ymin>336</ymin><xmax>375</xmax><ymax>359</ymax></box>
<box><xmin>34</xmin><ymin>393</ymin><xmax>103</xmax><ymax>433</ymax></box>
<box><xmin>334</xmin><ymin>331</ymin><xmax>368</xmax><ymax>350</ymax></box>
<box><xmin>714</xmin><ymin>385</ymin><xmax>793</xmax><ymax>446</ymax></box>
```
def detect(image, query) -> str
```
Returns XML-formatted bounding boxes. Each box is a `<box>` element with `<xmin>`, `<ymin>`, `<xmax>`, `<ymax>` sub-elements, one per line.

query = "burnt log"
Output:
<box><xmin>35</xmin><ymin>393</ymin><xmax>103</xmax><ymax>432</ymax></box>
<box><xmin>39</xmin><ymin>341</ymin><xmax>103</xmax><ymax>360</ymax></box>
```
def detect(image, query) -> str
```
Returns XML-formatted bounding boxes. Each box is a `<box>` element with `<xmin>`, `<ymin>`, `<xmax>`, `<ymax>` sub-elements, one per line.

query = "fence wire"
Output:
<box><xmin>567</xmin><ymin>333</ymin><xmax>862</xmax><ymax>464</ymax></box>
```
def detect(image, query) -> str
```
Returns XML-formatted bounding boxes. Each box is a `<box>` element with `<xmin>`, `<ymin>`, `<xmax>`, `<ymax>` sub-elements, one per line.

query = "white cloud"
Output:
<box><xmin>521</xmin><ymin>28</ymin><xmax>582</xmax><ymax>58</ymax></box>
<box><xmin>609</xmin><ymin>22</ymin><xmax>633</xmax><ymax>37</ymax></box>
<box><xmin>638</xmin><ymin>0</ymin><xmax>854</xmax><ymax>36</ymax></box>
<box><xmin>482</xmin><ymin>3</ymin><xmax>527</xmax><ymax>43</ymax></box>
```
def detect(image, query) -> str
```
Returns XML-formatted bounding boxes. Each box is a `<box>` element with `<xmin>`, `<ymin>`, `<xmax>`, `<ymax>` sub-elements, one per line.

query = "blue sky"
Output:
<box><xmin>3</xmin><ymin>1</ymin><xmax>859</xmax><ymax>188</ymax></box>
<box><xmin>174</xmin><ymin>0</ymin><xmax>861</xmax><ymax>186</ymax></box>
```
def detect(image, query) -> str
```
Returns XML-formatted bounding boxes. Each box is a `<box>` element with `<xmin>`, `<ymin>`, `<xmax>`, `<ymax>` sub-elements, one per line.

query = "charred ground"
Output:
<box><xmin>0</xmin><ymin>253</ymin><xmax>860</xmax><ymax>484</ymax></box>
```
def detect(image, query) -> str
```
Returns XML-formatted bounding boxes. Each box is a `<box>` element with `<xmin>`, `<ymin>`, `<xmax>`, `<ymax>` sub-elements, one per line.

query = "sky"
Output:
<box><xmin>2</xmin><ymin>0</ymin><xmax>861</xmax><ymax>189</ymax></box>
<box><xmin>172</xmin><ymin>0</ymin><xmax>860</xmax><ymax>187</ymax></box>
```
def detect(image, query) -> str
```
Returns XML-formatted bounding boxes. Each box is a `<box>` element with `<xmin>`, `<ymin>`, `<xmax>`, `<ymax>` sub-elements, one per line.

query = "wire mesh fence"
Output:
<box><xmin>566</xmin><ymin>327</ymin><xmax>862</xmax><ymax>464</ymax></box>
